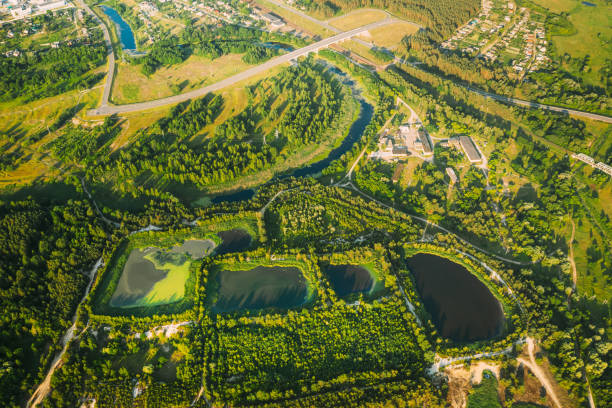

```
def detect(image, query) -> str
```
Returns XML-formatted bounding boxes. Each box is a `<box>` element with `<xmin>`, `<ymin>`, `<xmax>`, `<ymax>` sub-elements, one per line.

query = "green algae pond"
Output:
<box><xmin>110</xmin><ymin>239</ymin><xmax>215</xmax><ymax>308</ymax></box>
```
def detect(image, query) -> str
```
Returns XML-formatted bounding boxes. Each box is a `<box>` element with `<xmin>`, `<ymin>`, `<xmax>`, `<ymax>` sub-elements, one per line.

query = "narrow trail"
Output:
<box><xmin>81</xmin><ymin>178</ymin><xmax>121</xmax><ymax>228</ymax></box>
<box><xmin>342</xmin><ymin>181</ymin><xmax>534</xmax><ymax>266</ymax></box>
<box><xmin>428</xmin><ymin>338</ymin><xmax>526</xmax><ymax>375</ymax></box>
<box><xmin>259</xmin><ymin>189</ymin><xmax>295</xmax><ymax>215</ymax></box>
<box><xmin>27</xmin><ymin>258</ymin><xmax>104</xmax><ymax>408</ymax></box>
<box><xmin>569</xmin><ymin>218</ymin><xmax>577</xmax><ymax>289</ymax></box>
<box><xmin>517</xmin><ymin>338</ymin><xmax>563</xmax><ymax>408</ymax></box>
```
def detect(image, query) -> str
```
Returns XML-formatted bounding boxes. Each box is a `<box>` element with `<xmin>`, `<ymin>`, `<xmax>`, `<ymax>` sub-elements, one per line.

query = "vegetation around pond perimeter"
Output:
<box><xmin>90</xmin><ymin>213</ymin><xmax>260</xmax><ymax>317</ymax></box>
<box><xmin>109</xmin><ymin>240</ymin><xmax>215</xmax><ymax>308</ymax></box>
<box><xmin>207</xmin><ymin>257</ymin><xmax>317</xmax><ymax>313</ymax></box>
<box><xmin>199</xmin><ymin>247</ymin><xmax>434</xmax><ymax>406</ymax></box>
<box><xmin>397</xmin><ymin>243</ymin><xmax>524</xmax><ymax>353</ymax></box>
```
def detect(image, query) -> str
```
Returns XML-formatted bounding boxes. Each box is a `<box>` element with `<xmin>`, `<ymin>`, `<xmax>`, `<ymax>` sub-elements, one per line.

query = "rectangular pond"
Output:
<box><xmin>110</xmin><ymin>239</ymin><xmax>215</xmax><ymax>308</ymax></box>
<box><xmin>214</xmin><ymin>265</ymin><xmax>309</xmax><ymax>313</ymax></box>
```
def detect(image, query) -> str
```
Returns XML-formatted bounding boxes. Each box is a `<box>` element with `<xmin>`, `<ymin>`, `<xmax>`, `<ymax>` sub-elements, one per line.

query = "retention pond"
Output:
<box><xmin>214</xmin><ymin>266</ymin><xmax>309</xmax><ymax>313</ymax></box>
<box><xmin>325</xmin><ymin>264</ymin><xmax>374</xmax><ymax>297</ymax></box>
<box><xmin>110</xmin><ymin>239</ymin><xmax>215</xmax><ymax>308</ymax></box>
<box><xmin>406</xmin><ymin>253</ymin><xmax>504</xmax><ymax>342</ymax></box>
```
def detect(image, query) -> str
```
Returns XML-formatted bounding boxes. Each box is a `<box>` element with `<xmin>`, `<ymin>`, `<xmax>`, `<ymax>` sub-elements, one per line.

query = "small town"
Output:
<box><xmin>0</xmin><ymin>0</ymin><xmax>72</xmax><ymax>21</ymax></box>
<box><xmin>440</xmin><ymin>0</ymin><xmax>550</xmax><ymax>78</ymax></box>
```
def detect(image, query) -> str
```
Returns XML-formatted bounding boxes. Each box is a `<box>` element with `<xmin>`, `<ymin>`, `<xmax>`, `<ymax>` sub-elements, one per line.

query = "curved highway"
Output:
<box><xmin>88</xmin><ymin>18</ymin><xmax>397</xmax><ymax>116</ymax></box>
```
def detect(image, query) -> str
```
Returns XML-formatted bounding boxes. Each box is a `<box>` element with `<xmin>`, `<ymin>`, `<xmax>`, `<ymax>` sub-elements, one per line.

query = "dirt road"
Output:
<box><xmin>517</xmin><ymin>338</ymin><xmax>563</xmax><ymax>408</ymax></box>
<box><xmin>27</xmin><ymin>258</ymin><xmax>104</xmax><ymax>408</ymax></box>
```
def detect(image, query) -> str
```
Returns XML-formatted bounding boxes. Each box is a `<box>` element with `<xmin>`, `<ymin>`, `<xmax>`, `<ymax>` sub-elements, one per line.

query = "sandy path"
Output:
<box><xmin>27</xmin><ymin>258</ymin><xmax>104</xmax><ymax>408</ymax></box>
<box><xmin>517</xmin><ymin>338</ymin><xmax>562</xmax><ymax>408</ymax></box>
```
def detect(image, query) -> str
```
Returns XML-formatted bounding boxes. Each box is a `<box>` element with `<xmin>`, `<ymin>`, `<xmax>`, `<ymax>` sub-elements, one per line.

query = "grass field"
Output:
<box><xmin>110</xmin><ymin>54</ymin><xmax>253</xmax><ymax>104</ymax></box>
<box><xmin>328</xmin><ymin>9</ymin><xmax>388</xmax><ymax>31</ymax></box>
<box><xmin>338</xmin><ymin>40</ymin><xmax>391</xmax><ymax>65</ymax></box>
<box><xmin>358</xmin><ymin>21</ymin><xmax>420</xmax><ymax>49</ymax></box>
<box><xmin>532</xmin><ymin>0</ymin><xmax>611</xmax><ymax>86</ymax></box>
<box><xmin>0</xmin><ymin>80</ymin><xmax>104</xmax><ymax>187</ymax></box>
<box><xmin>466</xmin><ymin>370</ymin><xmax>502</xmax><ymax>408</ymax></box>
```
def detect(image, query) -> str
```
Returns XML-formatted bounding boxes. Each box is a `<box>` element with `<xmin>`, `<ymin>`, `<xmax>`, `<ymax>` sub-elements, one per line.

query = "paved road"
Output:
<box><xmin>88</xmin><ymin>18</ymin><xmax>397</xmax><ymax>116</ymax></box>
<box><xmin>77</xmin><ymin>0</ymin><xmax>115</xmax><ymax>107</ymax></box>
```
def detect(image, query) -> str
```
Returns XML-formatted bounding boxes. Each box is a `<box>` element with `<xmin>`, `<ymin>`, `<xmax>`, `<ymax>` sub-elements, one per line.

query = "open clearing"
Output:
<box><xmin>110</xmin><ymin>54</ymin><xmax>253</xmax><ymax>104</ymax></box>
<box><xmin>328</xmin><ymin>9</ymin><xmax>388</xmax><ymax>31</ymax></box>
<box><xmin>533</xmin><ymin>0</ymin><xmax>611</xmax><ymax>86</ymax></box>
<box><xmin>358</xmin><ymin>21</ymin><xmax>420</xmax><ymax>49</ymax></box>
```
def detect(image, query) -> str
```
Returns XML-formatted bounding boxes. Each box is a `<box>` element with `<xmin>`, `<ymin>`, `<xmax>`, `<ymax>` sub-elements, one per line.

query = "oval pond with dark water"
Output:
<box><xmin>406</xmin><ymin>253</ymin><xmax>504</xmax><ymax>342</ymax></box>
<box><xmin>216</xmin><ymin>229</ymin><xmax>252</xmax><ymax>255</ymax></box>
<box><xmin>325</xmin><ymin>264</ymin><xmax>374</xmax><ymax>297</ymax></box>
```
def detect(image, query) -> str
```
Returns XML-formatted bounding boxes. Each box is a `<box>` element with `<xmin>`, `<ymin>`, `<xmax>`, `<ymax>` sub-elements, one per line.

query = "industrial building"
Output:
<box><xmin>449</xmin><ymin>135</ymin><xmax>482</xmax><ymax>163</ymax></box>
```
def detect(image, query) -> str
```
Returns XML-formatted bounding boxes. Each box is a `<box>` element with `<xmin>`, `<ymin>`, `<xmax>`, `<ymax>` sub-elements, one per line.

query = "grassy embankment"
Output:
<box><xmin>255</xmin><ymin>0</ymin><xmax>334</xmax><ymax>38</ymax></box>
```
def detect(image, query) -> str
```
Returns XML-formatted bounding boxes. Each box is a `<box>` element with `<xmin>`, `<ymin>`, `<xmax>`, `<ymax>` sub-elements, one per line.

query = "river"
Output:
<box><xmin>101</xmin><ymin>5</ymin><xmax>136</xmax><ymax>51</ymax></box>
<box><xmin>211</xmin><ymin>99</ymin><xmax>373</xmax><ymax>204</ymax></box>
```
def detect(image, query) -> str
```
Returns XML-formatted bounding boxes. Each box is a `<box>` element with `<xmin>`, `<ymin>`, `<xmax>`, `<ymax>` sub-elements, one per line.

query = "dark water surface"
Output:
<box><xmin>101</xmin><ymin>5</ymin><xmax>136</xmax><ymax>50</ymax></box>
<box><xmin>325</xmin><ymin>264</ymin><xmax>374</xmax><ymax>297</ymax></box>
<box><xmin>214</xmin><ymin>266</ymin><xmax>308</xmax><ymax>312</ymax></box>
<box><xmin>406</xmin><ymin>253</ymin><xmax>504</xmax><ymax>342</ymax></box>
<box><xmin>216</xmin><ymin>229</ymin><xmax>252</xmax><ymax>254</ymax></box>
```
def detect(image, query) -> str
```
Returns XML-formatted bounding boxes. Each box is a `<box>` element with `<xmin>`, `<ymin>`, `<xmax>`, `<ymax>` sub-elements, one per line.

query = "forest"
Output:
<box><xmin>137</xmin><ymin>24</ymin><xmax>306</xmax><ymax>75</ymax></box>
<box><xmin>83</xmin><ymin>59</ymin><xmax>348</xmax><ymax>202</ymax></box>
<box><xmin>295</xmin><ymin>0</ymin><xmax>480</xmax><ymax>40</ymax></box>
<box><xmin>0</xmin><ymin>38</ymin><xmax>106</xmax><ymax>102</ymax></box>
<box><xmin>0</xmin><ymin>200</ymin><xmax>108</xmax><ymax>407</ymax></box>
